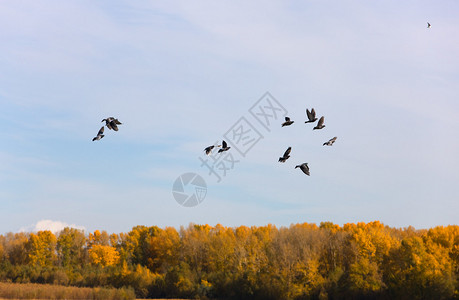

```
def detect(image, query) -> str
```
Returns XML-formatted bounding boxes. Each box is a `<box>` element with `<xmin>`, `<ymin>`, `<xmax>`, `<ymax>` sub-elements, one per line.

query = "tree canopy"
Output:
<box><xmin>0</xmin><ymin>222</ymin><xmax>458</xmax><ymax>299</ymax></box>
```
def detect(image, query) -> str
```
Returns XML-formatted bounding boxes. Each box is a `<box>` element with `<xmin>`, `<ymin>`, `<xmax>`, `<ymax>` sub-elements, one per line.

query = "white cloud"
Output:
<box><xmin>20</xmin><ymin>220</ymin><xmax>86</xmax><ymax>234</ymax></box>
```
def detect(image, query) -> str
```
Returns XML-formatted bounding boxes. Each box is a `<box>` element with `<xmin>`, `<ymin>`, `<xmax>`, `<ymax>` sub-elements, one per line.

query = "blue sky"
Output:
<box><xmin>1</xmin><ymin>0</ymin><xmax>458</xmax><ymax>234</ymax></box>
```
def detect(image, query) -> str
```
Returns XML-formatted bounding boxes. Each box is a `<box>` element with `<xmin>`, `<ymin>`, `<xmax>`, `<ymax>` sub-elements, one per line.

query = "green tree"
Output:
<box><xmin>348</xmin><ymin>256</ymin><xmax>384</xmax><ymax>294</ymax></box>
<box><xmin>57</xmin><ymin>227</ymin><xmax>86</xmax><ymax>268</ymax></box>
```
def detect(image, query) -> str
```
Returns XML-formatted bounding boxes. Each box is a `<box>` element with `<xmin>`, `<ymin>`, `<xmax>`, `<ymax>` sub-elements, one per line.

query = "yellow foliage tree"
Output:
<box><xmin>27</xmin><ymin>230</ymin><xmax>57</xmax><ymax>267</ymax></box>
<box><xmin>88</xmin><ymin>230</ymin><xmax>110</xmax><ymax>246</ymax></box>
<box><xmin>89</xmin><ymin>244</ymin><xmax>120</xmax><ymax>267</ymax></box>
<box><xmin>148</xmin><ymin>226</ymin><xmax>180</xmax><ymax>272</ymax></box>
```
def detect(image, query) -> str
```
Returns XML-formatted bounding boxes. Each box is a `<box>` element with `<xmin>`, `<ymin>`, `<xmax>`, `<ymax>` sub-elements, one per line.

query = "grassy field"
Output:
<box><xmin>0</xmin><ymin>282</ymin><xmax>135</xmax><ymax>299</ymax></box>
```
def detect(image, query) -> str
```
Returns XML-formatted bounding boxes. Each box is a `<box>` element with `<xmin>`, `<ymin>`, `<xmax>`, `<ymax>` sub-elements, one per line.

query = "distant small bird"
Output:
<box><xmin>305</xmin><ymin>108</ymin><xmax>318</xmax><ymax>123</ymax></box>
<box><xmin>313</xmin><ymin>116</ymin><xmax>325</xmax><ymax>130</ymax></box>
<box><xmin>92</xmin><ymin>126</ymin><xmax>105</xmax><ymax>141</ymax></box>
<box><xmin>282</xmin><ymin>117</ymin><xmax>294</xmax><ymax>127</ymax></box>
<box><xmin>102</xmin><ymin>117</ymin><xmax>122</xmax><ymax>131</ymax></box>
<box><xmin>278</xmin><ymin>147</ymin><xmax>291</xmax><ymax>163</ymax></box>
<box><xmin>295</xmin><ymin>163</ymin><xmax>310</xmax><ymax>176</ymax></box>
<box><xmin>323</xmin><ymin>137</ymin><xmax>337</xmax><ymax>146</ymax></box>
<box><xmin>218</xmin><ymin>140</ymin><xmax>231</xmax><ymax>153</ymax></box>
<box><xmin>427</xmin><ymin>22</ymin><xmax>431</xmax><ymax>28</ymax></box>
<box><xmin>204</xmin><ymin>145</ymin><xmax>215</xmax><ymax>156</ymax></box>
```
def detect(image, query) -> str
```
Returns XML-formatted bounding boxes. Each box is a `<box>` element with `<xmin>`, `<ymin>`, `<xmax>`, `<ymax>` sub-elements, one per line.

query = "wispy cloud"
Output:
<box><xmin>20</xmin><ymin>219</ymin><xmax>85</xmax><ymax>234</ymax></box>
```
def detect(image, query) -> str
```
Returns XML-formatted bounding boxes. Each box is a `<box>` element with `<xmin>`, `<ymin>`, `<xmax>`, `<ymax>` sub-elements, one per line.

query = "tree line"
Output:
<box><xmin>0</xmin><ymin>221</ymin><xmax>458</xmax><ymax>299</ymax></box>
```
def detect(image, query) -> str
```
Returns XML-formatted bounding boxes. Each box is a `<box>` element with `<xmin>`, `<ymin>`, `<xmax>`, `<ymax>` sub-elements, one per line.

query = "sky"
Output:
<box><xmin>1</xmin><ymin>0</ymin><xmax>458</xmax><ymax>234</ymax></box>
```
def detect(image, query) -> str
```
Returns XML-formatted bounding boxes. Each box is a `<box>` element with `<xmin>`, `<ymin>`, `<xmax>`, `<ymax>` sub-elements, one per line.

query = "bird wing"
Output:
<box><xmin>285</xmin><ymin>117</ymin><xmax>290</xmax><ymax>122</ymax></box>
<box><xmin>301</xmin><ymin>164</ymin><xmax>310</xmax><ymax>175</ymax></box>
<box><xmin>114</xmin><ymin>119</ymin><xmax>122</xmax><ymax>125</ymax></box>
<box><xmin>306</xmin><ymin>109</ymin><xmax>312</xmax><ymax>120</ymax></box>
<box><xmin>317</xmin><ymin>116</ymin><xmax>324</xmax><ymax>126</ymax></box>
<box><xmin>283</xmin><ymin>147</ymin><xmax>292</xmax><ymax>157</ymax></box>
<box><xmin>97</xmin><ymin>126</ymin><xmax>104</xmax><ymax>135</ymax></box>
<box><xmin>222</xmin><ymin>140</ymin><xmax>227</xmax><ymax>148</ymax></box>
<box><xmin>110</xmin><ymin>121</ymin><xmax>119</xmax><ymax>131</ymax></box>
<box><xmin>325</xmin><ymin>137</ymin><xmax>337</xmax><ymax>144</ymax></box>
<box><xmin>311</xmin><ymin>108</ymin><xmax>316</xmax><ymax>118</ymax></box>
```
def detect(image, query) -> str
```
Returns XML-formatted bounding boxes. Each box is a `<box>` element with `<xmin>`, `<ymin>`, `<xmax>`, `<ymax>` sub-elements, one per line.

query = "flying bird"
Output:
<box><xmin>92</xmin><ymin>126</ymin><xmax>105</xmax><ymax>141</ymax></box>
<box><xmin>102</xmin><ymin>117</ymin><xmax>114</xmax><ymax>125</ymax></box>
<box><xmin>278</xmin><ymin>147</ymin><xmax>291</xmax><ymax>163</ymax></box>
<box><xmin>218</xmin><ymin>140</ymin><xmax>231</xmax><ymax>153</ymax></box>
<box><xmin>427</xmin><ymin>22</ymin><xmax>431</xmax><ymax>28</ymax></box>
<box><xmin>282</xmin><ymin>117</ymin><xmax>294</xmax><ymax>127</ymax></box>
<box><xmin>305</xmin><ymin>108</ymin><xmax>318</xmax><ymax>123</ymax></box>
<box><xmin>295</xmin><ymin>163</ymin><xmax>310</xmax><ymax>176</ymax></box>
<box><xmin>313</xmin><ymin>116</ymin><xmax>325</xmax><ymax>130</ymax></box>
<box><xmin>204</xmin><ymin>145</ymin><xmax>215</xmax><ymax>156</ymax></box>
<box><xmin>323</xmin><ymin>137</ymin><xmax>337</xmax><ymax>146</ymax></box>
<box><xmin>102</xmin><ymin>117</ymin><xmax>122</xmax><ymax>131</ymax></box>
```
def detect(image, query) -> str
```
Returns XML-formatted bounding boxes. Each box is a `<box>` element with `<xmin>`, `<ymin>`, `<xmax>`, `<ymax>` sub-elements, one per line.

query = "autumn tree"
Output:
<box><xmin>26</xmin><ymin>231</ymin><xmax>57</xmax><ymax>267</ymax></box>
<box><xmin>88</xmin><ymin>230</ymin><xmax>120</xmax><ymax>267</ymax></box>
<box><xmin>88</xmin><ymin>230</ymin><xmax>110</xmax><ymax>247</ymax></box>
<box><xmin>0</xmin><ymin>222</ymin><xmax>457</xmax><ymax>299</ymax></box>
<box><xmin>120</xmin><ymin>226</ymin><xmax>162</xmax><ymax>267</ymax></box>
<box><xmin>147</xmin><ymin>226</ymin><xmax>180</xmax><ymax>273</ymax></box>
<box><xmin>57</xmin><ymin>227</ymin><xmax>86</xmax><ymax>268</ymax></box>
<box><xmin>0</xmin><ymin>235</ymin><xmax>5</xmax><ymax>264</ymax></box>
<box><xmin>385</xmin><ymin>235</ymin><xmax>455</xmax><ymax>299</ymax></box>
<box><xmin>89</xmin><ymin>244</ymin><xmax>120</xmax><ymax>267</ymax></box>
<box><xmin>3</xmin><ymin>232</ymin><xmax>29</xmax><ymax>265</ymax></box>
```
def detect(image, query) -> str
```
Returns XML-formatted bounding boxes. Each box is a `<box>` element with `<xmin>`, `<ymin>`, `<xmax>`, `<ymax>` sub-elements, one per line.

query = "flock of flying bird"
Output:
<box><xmin>92</xmin><ymin>117</ymin><xmax>123</xmax><ymax>141</ymax></box>
<box><xmin>204</xmin><ymin>108</ymin><xmax>338</xmax><ymax>177</ymax></box>
<box><xmin>202</xmin><ymin>23</ymin><xmax>433</xmax><ymax>175</ymax></box>
<box><xmin>93</xmin><ymin>22</ymin><xmax>431</xmax><ymax>171</ymax></box>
